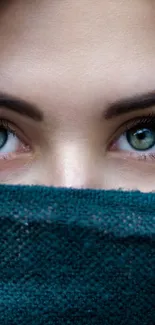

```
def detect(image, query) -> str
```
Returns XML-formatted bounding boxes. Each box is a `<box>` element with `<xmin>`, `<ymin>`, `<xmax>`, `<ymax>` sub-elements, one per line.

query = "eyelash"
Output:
<box><xmin>123</xmin><ymin>112</ymin><xmax>155</xmax><ymax>132</ymax></box>
<box><xmin>0</xmin><ymin>118</ymin><xmax>17</xmax><ymax>136</ymax></box>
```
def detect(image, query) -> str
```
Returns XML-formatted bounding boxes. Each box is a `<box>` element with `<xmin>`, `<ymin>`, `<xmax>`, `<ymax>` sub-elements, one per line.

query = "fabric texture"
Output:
<box><xmin>0</xmin><ymin>184</ymin><xmax>154</xmax><ymax>324</ymax></box>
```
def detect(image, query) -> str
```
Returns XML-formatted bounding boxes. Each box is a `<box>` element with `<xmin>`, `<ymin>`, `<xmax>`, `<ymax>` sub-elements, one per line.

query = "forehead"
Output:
<box><xmin>1</xmin><ymin>0</ymin><xmax>154</xmax><ymax>52</ymax></box>
<box><xmin>0</xmin><ymin>0</ymin><xmax>155</xmax><ymax>116</ymax></box>
<box><xmin>1</xmin><ymin>1</ymin><xmax>155</xmax><ymax>39</ymax></box>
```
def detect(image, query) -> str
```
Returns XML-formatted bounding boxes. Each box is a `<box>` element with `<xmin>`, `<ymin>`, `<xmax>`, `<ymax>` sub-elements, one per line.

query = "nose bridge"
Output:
<box><xmin>40</xmin><ymin>126</ymin><xmax>104</xmax><ymax>189</ymax></box>
<box><xmin>54</xmin><ymin>139</ymin><xmax>88</xmax><ymax>188</ymax></box>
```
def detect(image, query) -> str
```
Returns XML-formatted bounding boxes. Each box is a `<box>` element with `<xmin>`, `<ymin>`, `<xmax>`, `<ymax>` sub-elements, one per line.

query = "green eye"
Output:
<box><xmin>126</xmin><ymin>127</ymin><xmax>155</xmax><ymax>151</ymax></box>
<box><xmin>0</xmin><ymin>128</ymin><xmax>8</xmax><ymax>149</ymax></box>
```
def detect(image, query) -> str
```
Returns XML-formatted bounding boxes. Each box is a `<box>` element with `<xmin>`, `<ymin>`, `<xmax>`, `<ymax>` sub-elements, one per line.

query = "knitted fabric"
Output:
<box><xmin>0</xmin><ymin>185</ymin><xmax>154</xmax><ymax>324</ymax></box>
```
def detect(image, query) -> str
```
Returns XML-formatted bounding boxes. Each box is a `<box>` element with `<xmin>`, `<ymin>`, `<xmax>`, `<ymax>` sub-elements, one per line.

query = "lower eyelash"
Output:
<box><xmin>145</xmin><ymin>153</ymin><xmax>155</xmax><ymax>161</ymax></box>
<box><xmin>131</xmin><ymin>152</ymin><xmax>155</xmax><ymax>162</ymax></box>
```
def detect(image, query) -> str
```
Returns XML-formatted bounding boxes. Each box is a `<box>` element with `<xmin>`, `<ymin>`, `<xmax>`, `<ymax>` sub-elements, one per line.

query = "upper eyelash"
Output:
<box><xmin>123</xmin><ymin>113</ymin><xmax>155</xmax><ymax>133</ymax></box>
<box><xmin>0</xmin><ymin>119</ymin><xmax>17</xmax><ymax>136</ymax></box>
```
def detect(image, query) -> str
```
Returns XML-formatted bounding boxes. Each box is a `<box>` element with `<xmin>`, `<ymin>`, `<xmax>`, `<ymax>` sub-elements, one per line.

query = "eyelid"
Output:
<box><xmin>0</xmin><ymin>107</ymin><xmax>46</xmax><ymax>148</ymax></box>
<box><xmin>0</xmin><ymin>118</ymin><xmax>32</xmax><ymax>149</ymax></box>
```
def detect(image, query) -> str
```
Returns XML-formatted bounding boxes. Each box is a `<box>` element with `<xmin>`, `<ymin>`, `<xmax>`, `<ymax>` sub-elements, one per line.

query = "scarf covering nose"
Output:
<box><xmin>0</xmin><ymin>185</ymin><xmax>154</xmax><ymax>325</ymax></box>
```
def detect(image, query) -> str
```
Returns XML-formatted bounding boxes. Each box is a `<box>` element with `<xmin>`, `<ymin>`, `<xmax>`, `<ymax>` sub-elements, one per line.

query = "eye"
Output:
<box><xmin>111</xmin><ymin>115</ymin><xmax>155</xmax><ymax>158</ymax></box>
<box><xmin>0</xmin><ymin>119</ymin><xmax>30</xmax><ymax>159</ymax></box>
<box><xmin>126</xmin><ymin>127</ymin><xmax>155</xmax><ymax>151</ymax></box>
<box><xmin>117</xmin><ymin>125</ymin><xmax>155</xmax><ymax>153</ymax></box>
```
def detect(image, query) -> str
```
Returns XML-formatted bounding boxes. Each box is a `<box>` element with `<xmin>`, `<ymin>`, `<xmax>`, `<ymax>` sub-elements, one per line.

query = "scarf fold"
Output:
<box><xmin>0</xmin><ymin>185</ymin><xmax>154</xmax><ymax>324</ymax></box>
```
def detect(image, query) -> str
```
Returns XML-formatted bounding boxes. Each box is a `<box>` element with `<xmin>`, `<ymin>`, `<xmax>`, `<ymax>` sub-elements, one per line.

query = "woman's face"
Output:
<box><xmin>0</xmin><ymin>0</ymin><xmax>155</xmax><ymax>191</ymax></box>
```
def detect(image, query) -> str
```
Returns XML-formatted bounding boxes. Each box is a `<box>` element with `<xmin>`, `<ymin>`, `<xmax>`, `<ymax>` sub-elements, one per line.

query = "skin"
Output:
<box><xmin>0</xmin><ymin>0</ymin><xmax>155</xmax><ymax>191</ymax></box>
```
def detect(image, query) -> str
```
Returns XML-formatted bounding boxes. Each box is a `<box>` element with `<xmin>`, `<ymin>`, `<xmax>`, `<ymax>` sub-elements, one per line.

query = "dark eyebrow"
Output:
<box><xmin>104</xmin><ymin>91</ymin><xmax>155</xmax><ymax>119</ymax></box>
<box><xmin>0</xmin><ymin>92</ymin><xmax>43</xmax><ymax>121</ymax></box>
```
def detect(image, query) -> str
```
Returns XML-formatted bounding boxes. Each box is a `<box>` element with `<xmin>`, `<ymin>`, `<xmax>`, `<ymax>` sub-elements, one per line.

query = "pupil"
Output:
<box><xmin>0</xmin><ymin>128</ymin><xmax>8</xmax><ymax>149</ymax></box>
<box><xmin>137</xmin><ymin>130</ymin><xmax>146</xmax><ymax>140</ymax></box>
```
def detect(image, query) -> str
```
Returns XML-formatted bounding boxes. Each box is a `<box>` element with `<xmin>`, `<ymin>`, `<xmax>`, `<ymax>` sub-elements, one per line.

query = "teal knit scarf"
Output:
<box><xmin>0</xmin><ymin>185</ymin><xmax>154</xmax><ymax>324</ymax></box>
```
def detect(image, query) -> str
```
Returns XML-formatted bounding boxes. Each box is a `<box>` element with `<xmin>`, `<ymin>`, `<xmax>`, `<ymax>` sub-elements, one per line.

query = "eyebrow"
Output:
<box><xmin>104</xmin><ymin>91</ymin><xmax>155</xmax><ymax>119</ymax></box>
<box><xmin>0</xmin><ymin>92</ymin><xmax>43</xmax><ymax>121</ymax></box>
